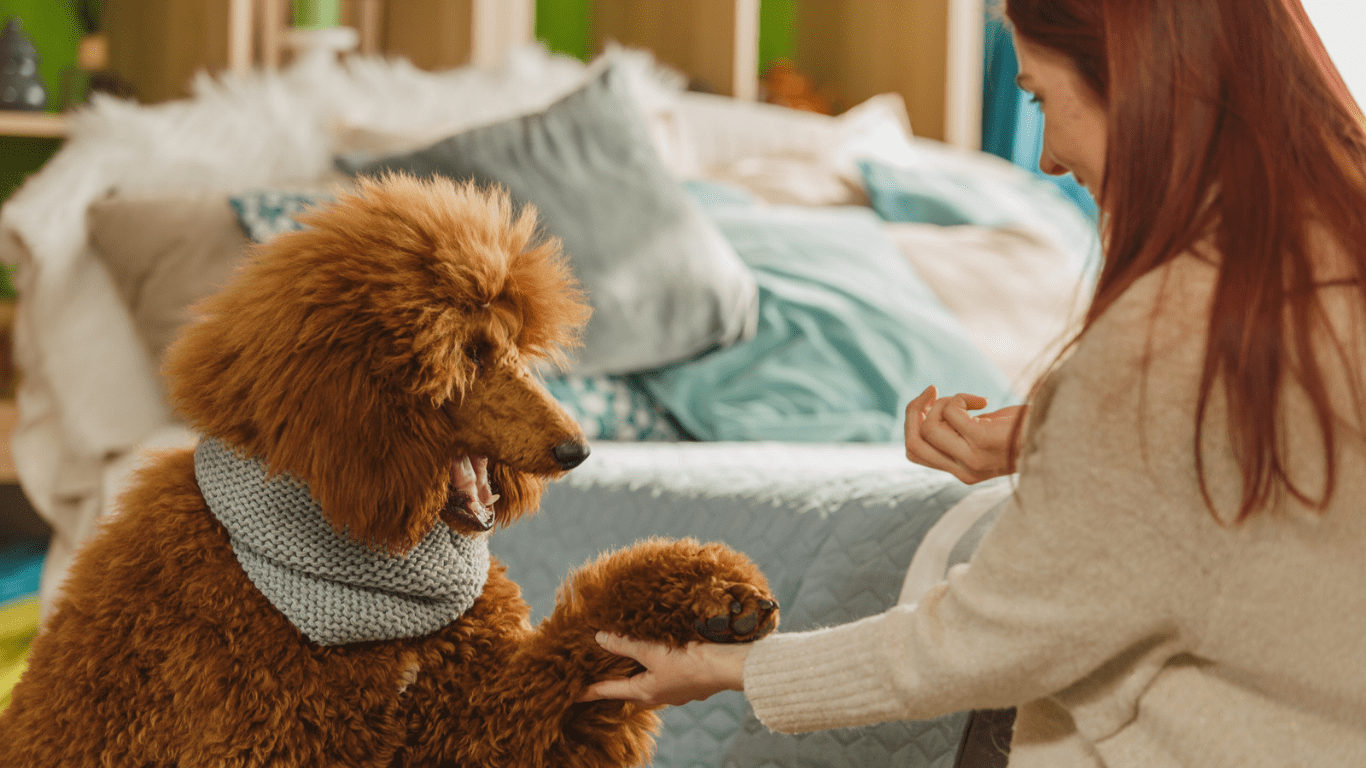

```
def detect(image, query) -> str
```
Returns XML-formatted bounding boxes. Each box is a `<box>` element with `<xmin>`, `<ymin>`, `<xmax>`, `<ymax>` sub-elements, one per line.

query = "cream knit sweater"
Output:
<box><xmin>744</xmin><ymin>254</ymin><xmax>1366</xmax><ymax>767</ymax></box>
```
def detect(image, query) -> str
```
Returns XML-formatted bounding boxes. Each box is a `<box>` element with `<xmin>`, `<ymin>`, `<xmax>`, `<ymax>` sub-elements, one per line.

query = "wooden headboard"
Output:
<box><xmin>101</xmin><ymin>0</ymin><xmax>983</xmax><ymax>148</ymax></box>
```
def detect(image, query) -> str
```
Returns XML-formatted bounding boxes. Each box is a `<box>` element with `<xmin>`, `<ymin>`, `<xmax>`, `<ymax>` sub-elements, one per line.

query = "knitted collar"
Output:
<box><xmin>194</xmin><ymin>437</ymin><xmax>490</xmax><ymax>646</ymax></box>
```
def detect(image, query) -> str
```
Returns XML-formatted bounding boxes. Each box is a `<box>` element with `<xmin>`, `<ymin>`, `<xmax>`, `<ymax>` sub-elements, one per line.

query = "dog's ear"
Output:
<box><xmin>166</xmin><ymin>282</ymin><xmax>446</xmax><ymax>551</ymax></box>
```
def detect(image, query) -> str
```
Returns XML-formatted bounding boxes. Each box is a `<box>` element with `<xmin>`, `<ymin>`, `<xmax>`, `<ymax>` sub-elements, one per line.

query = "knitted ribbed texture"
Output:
<box><xmin>743</xmin><ymin>614</ymin><xmax>908</xmax><ymax>733</ymax></box>
<box><xmin>195</xmin><ymin>437</ymin><xmax>489</xmax><ymax>646</ymax></box>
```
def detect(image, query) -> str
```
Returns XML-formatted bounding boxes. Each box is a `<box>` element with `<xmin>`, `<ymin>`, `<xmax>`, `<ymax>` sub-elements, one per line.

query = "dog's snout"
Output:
<box><xmin>552</xmin><ymin>440</ymin><xmax>591</xmax><ymax>470</ymax></box>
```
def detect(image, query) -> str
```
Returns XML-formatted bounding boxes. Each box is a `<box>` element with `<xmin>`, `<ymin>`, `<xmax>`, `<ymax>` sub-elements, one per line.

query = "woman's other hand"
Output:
<box><xmin>578</xmin><ymin>632</ymin><xmax>751</xmax><ymax>707</ymax></box>
<box><xmin>905</xmin><ymin>385</ymin><xmax>1026</xmax><ymax>484</ymax></box>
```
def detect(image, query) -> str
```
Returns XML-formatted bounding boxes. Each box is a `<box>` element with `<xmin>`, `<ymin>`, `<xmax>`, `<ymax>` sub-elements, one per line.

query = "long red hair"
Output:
<box><xmin>1007</xmin><ymin>0</ymin><xmax>1366</xmax><ymax>520</ymax></box>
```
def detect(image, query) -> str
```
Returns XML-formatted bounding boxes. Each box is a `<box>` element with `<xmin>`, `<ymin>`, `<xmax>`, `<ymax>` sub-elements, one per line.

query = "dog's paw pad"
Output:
<box><xmin>693</xmin><ymin>588</ymin><xmax>778</xmax><ymax>644</ymax></box>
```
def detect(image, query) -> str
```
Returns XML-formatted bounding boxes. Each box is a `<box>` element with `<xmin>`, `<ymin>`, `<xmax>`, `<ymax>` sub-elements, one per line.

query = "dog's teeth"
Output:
<box><xmin>486</xmin><ymin>494</ymin><xmax>501</xmax><ymax>505</ymax></box>
<box><xmin>471</xmin><ymin>501</ymin><xmax>494</xmax><ymax>528</ymax></box>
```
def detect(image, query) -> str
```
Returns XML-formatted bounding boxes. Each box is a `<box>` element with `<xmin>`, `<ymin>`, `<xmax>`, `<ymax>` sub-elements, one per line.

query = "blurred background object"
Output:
<box><xmin>58</xmin><ymin>0</ymin><xmax>135</xmax><ymax>111</ymax></box>
<box><xmin>760</xmin><ymin>59</ymin><xmax>832</xmax><ymax>114</ymax></box>
<box><xmin>0</xmin><ymin>17</ymin><xmax>46</xmax><ymax>111</ymax></box>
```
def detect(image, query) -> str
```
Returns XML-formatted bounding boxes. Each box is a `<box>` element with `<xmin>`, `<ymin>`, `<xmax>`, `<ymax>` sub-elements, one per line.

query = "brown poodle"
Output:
<box><xmin>0</xmin><ymin>173</ymin><xmax>778</xmax><ymax>767</ymax></box>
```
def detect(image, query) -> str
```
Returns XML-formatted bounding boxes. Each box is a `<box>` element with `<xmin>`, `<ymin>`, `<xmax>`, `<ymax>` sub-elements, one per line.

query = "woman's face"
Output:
<box><xmin>1013</xmin><ymin>37</ymin><xmax>1108</xmax><ymax>196</ymax></box>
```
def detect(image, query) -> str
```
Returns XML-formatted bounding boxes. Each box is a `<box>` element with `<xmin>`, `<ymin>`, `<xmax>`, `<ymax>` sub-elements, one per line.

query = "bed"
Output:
<box><xmin>0</xmin><ymin>37</ymin><xmax>1095</xmax><ymax>768</ymax></box>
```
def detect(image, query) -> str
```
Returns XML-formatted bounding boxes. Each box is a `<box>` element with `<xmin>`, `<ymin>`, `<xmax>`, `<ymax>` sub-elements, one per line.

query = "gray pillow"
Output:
<box><xmin>337</xmin><ymin>65</ymin><xmax>759</xmax><ymax>376</ymax></box>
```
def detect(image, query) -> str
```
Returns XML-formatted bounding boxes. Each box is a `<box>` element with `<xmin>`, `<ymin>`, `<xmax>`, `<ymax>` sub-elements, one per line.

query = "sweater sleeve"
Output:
<box><xmin>744</xmin><ymin>257</ymin><xmax>1227</xmax><ymax>735</ymax></box>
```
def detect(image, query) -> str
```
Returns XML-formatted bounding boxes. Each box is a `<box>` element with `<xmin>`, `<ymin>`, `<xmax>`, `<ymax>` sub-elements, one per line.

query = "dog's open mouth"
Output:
<box><xmin>442</xmin><ymin>455</ymin><xmax>501</xmax><ymax>531</ymax></box>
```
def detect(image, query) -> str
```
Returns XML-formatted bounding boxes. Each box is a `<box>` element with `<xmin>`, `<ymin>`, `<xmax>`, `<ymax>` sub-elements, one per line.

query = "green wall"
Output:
<box><xmin>534</xmin><ymin>0</ymin><xmax>796</xmax><ymax>74</ymax></box>
<box><xmin>757</xmin><ymin>0</ymin><xmax>795</xmax><ymax>74</ymax></box>
<box><xmin>536</xmin><ymin>0</ymin><xmax>592</xmax><ymax>61</ymax></box>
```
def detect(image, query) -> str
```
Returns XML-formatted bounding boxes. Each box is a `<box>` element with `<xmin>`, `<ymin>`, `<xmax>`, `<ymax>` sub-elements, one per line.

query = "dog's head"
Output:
<box><xmin>164</xmin><ymin>173</ymin><xmax>593</xmax><ymax>552</ymax></box>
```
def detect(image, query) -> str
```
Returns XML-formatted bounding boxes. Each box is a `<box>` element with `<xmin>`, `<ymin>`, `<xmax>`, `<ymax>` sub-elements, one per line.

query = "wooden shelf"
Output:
<box><xmin>0</xmin><ymin>112</ymin><xmax>68</xmax><ymax>138</ymax></box>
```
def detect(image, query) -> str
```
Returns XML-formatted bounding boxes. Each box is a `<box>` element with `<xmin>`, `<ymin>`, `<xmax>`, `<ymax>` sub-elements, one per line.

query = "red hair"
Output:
<box><xmin>1007</xmin><ymin>0</ymin><xmax>1366</xmax><ymax>520</ymax></box>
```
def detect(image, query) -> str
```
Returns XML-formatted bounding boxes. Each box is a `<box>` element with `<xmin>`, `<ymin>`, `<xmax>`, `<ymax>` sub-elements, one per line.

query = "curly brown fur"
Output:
<box><xmin>0</xmin><ymin>174</ymin><xmax>777</xmax><ymax>768</ymax></box>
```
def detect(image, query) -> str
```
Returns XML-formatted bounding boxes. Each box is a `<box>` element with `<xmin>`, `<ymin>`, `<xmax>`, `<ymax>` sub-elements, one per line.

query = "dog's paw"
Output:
<box><xmin>562</xmin><ymin>537</ymin><xmax>780</xmax><ymax>648</ymax></box>
<box><xmin>692</xmin><ymin>584</ymin><xmax>779</xmax><ymax>644</ymax></box>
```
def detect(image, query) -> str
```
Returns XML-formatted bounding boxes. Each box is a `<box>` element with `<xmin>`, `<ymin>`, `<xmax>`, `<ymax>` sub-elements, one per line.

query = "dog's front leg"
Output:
<box><xmin>455</xmin><ymin>537</ymin><xmax>777</xmax><ymax>768</ymax></box>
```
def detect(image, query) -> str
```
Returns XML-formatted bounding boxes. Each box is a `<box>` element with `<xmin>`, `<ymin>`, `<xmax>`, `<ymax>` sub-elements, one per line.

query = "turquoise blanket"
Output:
<box><xmin>636</xmin><ymin>200</ymin><xmax>1015</xmax><ymax>442</ymax></box>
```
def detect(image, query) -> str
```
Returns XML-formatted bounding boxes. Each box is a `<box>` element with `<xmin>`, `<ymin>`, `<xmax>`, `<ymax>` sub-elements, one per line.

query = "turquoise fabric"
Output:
<box><xmin>636</xmin><ymin>203</ymin><xmax>1015</xmax><ymax>443</ymax></box>
<box><xmin>0</xmin><ymin>541</ymin><xmax>44</xmax><ymax>607</ymax></box>
<box><xmin>679</xmin><ymin>178</ymin><xmax>762</xmax><ymax>209</ymax></box>
<box><xmin>860</xmin><ymin>158</ymin><xmax>1014</xmax><ymax>227</ymax></box>
<box><xmin>858</xmin><ymin>156</ymin><xmax>1100</xmax><ymax>279</ymax></box>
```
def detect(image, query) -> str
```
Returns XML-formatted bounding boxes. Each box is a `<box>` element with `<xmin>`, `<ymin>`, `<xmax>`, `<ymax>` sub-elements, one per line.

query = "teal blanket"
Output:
<box><xmin>636</xmin><ymin>201</ymin><xmax>1015</xmax><ymax>442</ymax></box>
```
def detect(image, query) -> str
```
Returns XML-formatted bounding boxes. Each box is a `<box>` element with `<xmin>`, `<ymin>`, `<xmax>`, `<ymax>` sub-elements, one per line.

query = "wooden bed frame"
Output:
<box><xmin>100</xmin><ymin>0</ymin><xmax>983</xmax><ymax>148</ymax></box>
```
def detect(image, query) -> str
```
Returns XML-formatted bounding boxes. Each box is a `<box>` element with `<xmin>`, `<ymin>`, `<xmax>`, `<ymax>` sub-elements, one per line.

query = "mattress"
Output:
<box><xmin>488</xmin><ymin>441</ymin><xmax>986</xmax><ymax>768</ymax></box>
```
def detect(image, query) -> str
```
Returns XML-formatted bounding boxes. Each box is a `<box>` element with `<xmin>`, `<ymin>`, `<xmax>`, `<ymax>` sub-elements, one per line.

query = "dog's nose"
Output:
<box><xmin>552</xmin><ymin>440</ymin><xmax>591</xmax><ymax>470</ymax></box>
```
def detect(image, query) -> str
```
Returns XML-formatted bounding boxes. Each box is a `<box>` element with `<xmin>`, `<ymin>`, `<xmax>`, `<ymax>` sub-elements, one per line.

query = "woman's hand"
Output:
<box><xmin>578</xmin><ymin>633</ymin><xmax>751</xmax><ymax>707</ymax></box>
<box><xmin>904</xmin><ymin>385</ymin><xmax>1026</xmax><ymax>484</ymax></box>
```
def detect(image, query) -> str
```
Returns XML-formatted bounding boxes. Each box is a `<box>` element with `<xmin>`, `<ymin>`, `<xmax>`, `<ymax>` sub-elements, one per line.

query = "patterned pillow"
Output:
<box><xmin>228</xmin><ymin>190</ymin><xmax>333</xmax><ymax>243</ymax></box>
<box><xmin>541</xmin><ymin>375</ymin><xmax>681</xmax><ymax>442</ymax></box>
<box><xmin>229</xmin><ymin>190</ymin><xmax>682</xmax><ymax>443</ymax></box>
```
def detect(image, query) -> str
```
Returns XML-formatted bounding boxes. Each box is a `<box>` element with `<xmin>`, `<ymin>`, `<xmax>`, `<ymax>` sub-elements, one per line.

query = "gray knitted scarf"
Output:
<box><xmin>195</xmin><ymin>437</ymin><xmax>490</xmax><ymax>646</ymax></box>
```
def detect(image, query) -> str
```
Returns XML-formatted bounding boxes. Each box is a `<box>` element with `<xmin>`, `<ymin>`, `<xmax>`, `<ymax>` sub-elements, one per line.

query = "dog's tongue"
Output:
<box><xmin>450</xmin><ymin>455</ymin><xmax>500</xmax><ymax>531</ymax></box>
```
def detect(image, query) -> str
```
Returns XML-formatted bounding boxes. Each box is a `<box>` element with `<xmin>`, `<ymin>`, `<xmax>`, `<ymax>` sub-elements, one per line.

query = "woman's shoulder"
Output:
<box><xmin>1068</xmin><ymin>251</ymin><xmax>1219</xmax><ymax>382</ymax></box>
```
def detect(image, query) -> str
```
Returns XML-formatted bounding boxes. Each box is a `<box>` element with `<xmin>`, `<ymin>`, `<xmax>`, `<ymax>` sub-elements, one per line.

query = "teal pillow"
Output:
<box><xmin>336</xmin><ymin>65</ymin><xmax>759</xmax><ymax>377</ymax></box>
<box><xmin>859</xmin><ymin>159</ymin><xmax>985</xmax><ymax>226</ymax></box>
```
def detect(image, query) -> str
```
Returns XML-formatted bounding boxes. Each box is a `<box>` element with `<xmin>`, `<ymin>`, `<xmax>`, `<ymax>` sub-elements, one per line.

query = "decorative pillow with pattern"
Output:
<box><xmin>228</xmin><ymin>190</ymin><xmax>334</xmax><ymax>243</ymax></box>
<box><xmin>541</xmin><ymin>375</ymin><xmax>681</xmax><ymax>442</ymax></box>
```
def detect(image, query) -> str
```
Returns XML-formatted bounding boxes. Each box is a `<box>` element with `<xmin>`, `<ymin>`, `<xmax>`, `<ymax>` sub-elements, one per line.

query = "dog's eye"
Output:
<box><xmin>464</xmin><ymin>344</ymin><xmax>487</xmax><ymax>368</ymax></box>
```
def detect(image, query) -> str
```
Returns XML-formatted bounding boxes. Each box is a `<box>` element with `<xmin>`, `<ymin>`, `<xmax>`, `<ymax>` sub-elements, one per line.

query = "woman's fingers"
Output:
<box><xmin>595</xmin><ymin>631</ymin><xmax>650</xmax><ymax>662</ymax></box>
<box><xmin>957</xmin><ymin>393</ymin><xmax>989</xmax><ymax>410</ymax></box>
<box><xmin>906</xmin><ymin>392</ymin><xmax>1024</xmax><ymax>483</ymax></box>
<box><xmin>580</xmin><ymin>633</ymin><xmax>750</xmax><ymax>706</ymax></box>
<box><xmin>578</xmin><ymin>633</ymin><xmax>662</xmax><ymax>704</ymax></box>
<box><xmin>921</xmin><ymin>395</ymin><xmax>977</xmax><ymax>459</ymax></box>
<box><xmin>905</xmin><ymin>386</ymin><xmax>962</xmax><ymax>473</ymax></box>
<box><xmin>579</xmin><ymin>676</ymin><xmax>641</xmax><ymax>703</ymax></box>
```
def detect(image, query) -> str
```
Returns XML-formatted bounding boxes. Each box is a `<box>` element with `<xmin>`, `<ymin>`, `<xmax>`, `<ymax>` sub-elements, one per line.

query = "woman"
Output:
<box><xmin>582</xmin><ymin>0</ymin><xmax>1366</xmax><ymax>765</ymax></box>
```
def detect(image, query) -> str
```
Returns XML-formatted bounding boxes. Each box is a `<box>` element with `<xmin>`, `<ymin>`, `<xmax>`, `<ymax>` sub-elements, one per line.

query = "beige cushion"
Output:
<box><xmin>885</xmin><ymin>223</ymin><xmax>1090</xmax><ymax>392</ymax></box>
<box><xmin>687</xmin><ymin>93</ymin><xmax>920</xmax><ymax>207</ymax></box>
<box><xmin>87</xmin><ymin>194</ymin><xmax>249</xmax><ymax>365</ymax></box>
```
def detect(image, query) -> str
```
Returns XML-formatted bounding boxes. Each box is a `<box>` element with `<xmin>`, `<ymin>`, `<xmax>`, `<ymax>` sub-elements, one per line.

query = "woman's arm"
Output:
<box><xmin>586</xmin><ymin>258</ymin><xmax>1225</xmax><ymax>737</ymax></box>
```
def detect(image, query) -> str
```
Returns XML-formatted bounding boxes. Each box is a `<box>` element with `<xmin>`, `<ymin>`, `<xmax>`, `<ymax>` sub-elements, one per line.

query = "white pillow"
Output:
<box><xmin>680</xmin><ymin>92</ymin><xmax>920</xmax><ymax>206</ymax></box>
